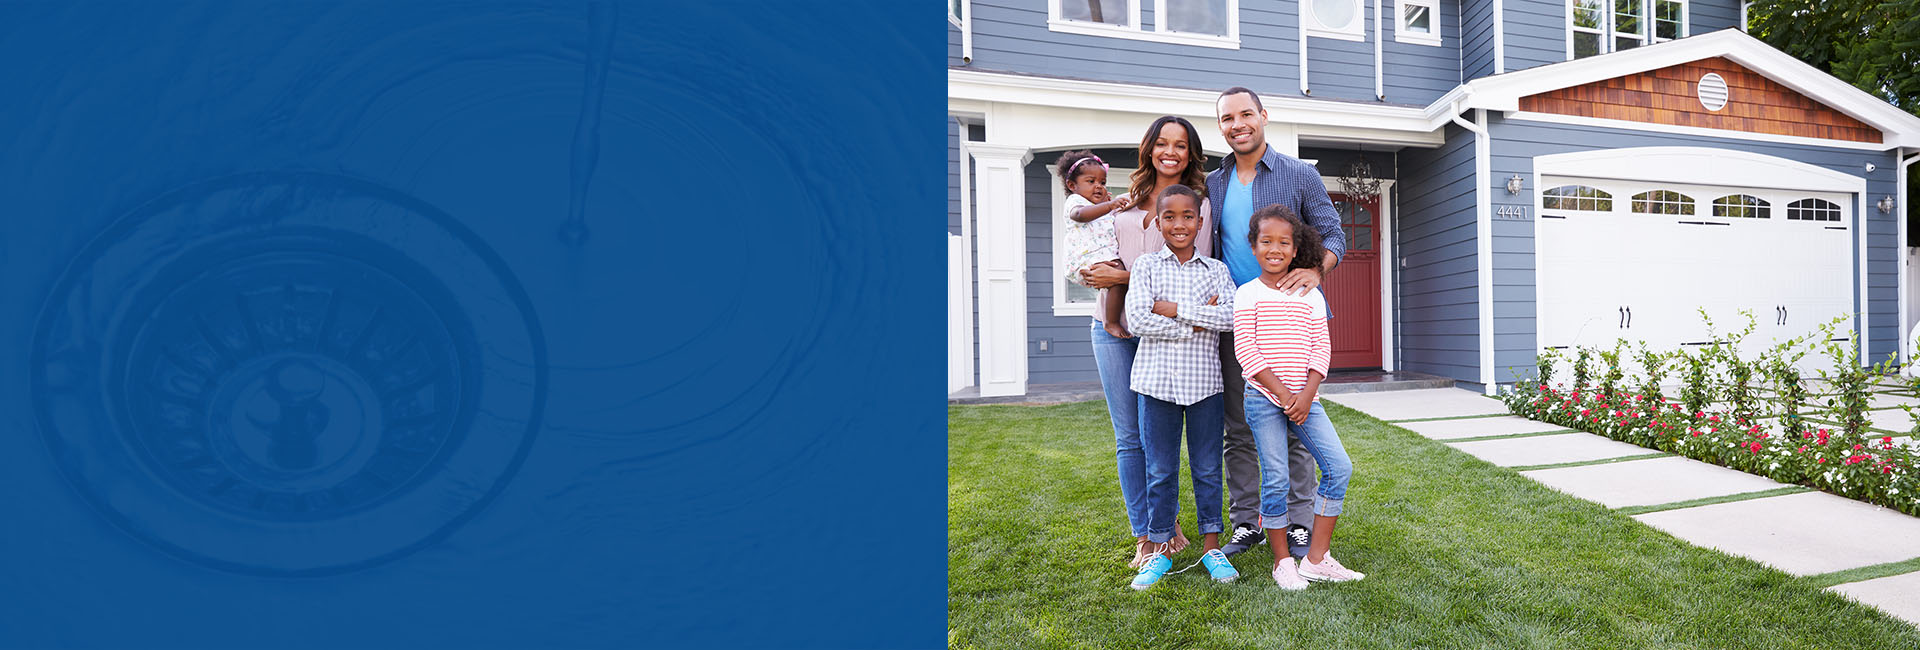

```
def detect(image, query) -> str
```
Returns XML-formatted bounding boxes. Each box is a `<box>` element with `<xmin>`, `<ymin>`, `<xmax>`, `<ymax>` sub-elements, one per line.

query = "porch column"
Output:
<box><xmin>969</xmin><ymin>143</ymin><xmax>1032</xmax><ymax>397</ymax></box>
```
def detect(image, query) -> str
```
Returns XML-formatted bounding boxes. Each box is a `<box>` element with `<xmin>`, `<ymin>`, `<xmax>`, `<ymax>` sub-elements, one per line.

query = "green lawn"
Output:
<box><xmin>949</xmin><ymin>400</ymin><xmax>1920</xmax><ymax>649</ymax></box>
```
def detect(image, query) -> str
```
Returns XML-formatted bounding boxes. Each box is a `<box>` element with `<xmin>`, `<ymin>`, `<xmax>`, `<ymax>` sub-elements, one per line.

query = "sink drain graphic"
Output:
<box><xmin>32</xmin><ymin>172</ymin><xmax>545</xmax><ymax>576</ymax></box>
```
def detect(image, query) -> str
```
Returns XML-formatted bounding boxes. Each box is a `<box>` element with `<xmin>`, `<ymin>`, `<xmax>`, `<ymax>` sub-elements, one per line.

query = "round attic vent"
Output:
<box><xmin>1697</xmin><ymin>73</ymin><xmax>1729</xmax><ymax>111</ymax></box>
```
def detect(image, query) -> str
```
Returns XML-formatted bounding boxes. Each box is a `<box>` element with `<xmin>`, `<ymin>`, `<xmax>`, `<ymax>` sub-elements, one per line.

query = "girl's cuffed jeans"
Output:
<box><xmin>1243</xmin><ymin>388</ymin><xmax>1353</xmax><ymax>520</ymax></box>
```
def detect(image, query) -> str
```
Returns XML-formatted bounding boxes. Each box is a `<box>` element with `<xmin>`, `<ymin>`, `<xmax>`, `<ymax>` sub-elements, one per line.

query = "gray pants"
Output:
<box><xmin>1220</xmin><ymin>332</ymin><xmax>1318</xmax><ymax>531</ymax></box>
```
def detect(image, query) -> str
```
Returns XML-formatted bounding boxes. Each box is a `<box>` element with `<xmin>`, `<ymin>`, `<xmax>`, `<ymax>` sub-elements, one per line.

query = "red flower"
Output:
<box><xmin>1853</xmin><ymin>444</ymin><xmax>1864</xmax><ymax>450</ymax></box>
<box><xmin>1818</xmin><ymin>458</ymin><xmax>1827</xmax><ymax>463</ymax></box>
<box><xmin>1798</xmin><ymin>446</ymin><xmax>1808</xmax><ymax>453</ymax></box>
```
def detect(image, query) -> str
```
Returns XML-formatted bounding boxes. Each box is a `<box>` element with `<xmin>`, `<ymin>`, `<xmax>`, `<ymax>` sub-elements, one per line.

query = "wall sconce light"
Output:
<box><xmin>1878</xmin><ymin>195</ymin><xmax>1895</xmax><ymax>214</ymax></box>
<box><xmin>1505</xmin><ymin>174</ymin><xmax>1524</xmax><ymax>195</ymax></box>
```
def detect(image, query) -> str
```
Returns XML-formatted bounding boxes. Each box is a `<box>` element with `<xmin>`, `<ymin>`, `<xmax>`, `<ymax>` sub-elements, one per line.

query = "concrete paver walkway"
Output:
<box><xmin>1445</xmin><ymin>432</ymin><xmax>1650</xmax><ymax>468</ymax></box>
<box><xmin>1399</xmin><ymin>415</ymin><xmax>1569</xmax><ymax>440</ymax></box>
<box><xmin>1321</xmin><ymin>387</ymin><xmax>1508</xmax><ymax>421</ymax></box>
<box><xmin>1326</xmin><ymin>386</ymin><xmax>1920</xmax><ymax>629</ymax></box>
<box><xmin>1521</xmin><ymin>456</ymin><xmax>1787</xmax><ymax>509</ymax></box>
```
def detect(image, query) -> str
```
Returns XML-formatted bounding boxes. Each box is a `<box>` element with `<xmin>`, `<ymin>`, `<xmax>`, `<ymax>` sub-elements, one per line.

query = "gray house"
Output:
<box><xmin>948</xmin><ymin>0</ymin><xmax>1920</xmax><ymax>397</ymax></box>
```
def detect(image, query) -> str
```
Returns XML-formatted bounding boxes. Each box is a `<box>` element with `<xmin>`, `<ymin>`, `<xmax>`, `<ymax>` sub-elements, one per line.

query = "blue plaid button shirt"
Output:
<box><xmin>1125</xmin><ymin>247</ymin><xmax>1237</xmax><ymax>406</ymax></box>
<box><xmin>1206</xmin><ymin>145</ymin><xmax>1346</xmax><ymax>267</ymax></box>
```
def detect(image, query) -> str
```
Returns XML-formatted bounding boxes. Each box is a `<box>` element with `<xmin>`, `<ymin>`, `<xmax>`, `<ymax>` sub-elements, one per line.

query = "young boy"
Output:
<box><xmin>1124</xmin><ymin>183</ymin><xmax>1240</xmax><ymax>590</ymax></box>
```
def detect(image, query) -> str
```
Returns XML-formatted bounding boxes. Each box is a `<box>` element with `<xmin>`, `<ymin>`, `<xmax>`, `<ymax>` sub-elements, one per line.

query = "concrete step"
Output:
<box><xmin>1318</xmin><ymin>370</ymin><xmax>1455</xmax><ymax>395</ymax></box>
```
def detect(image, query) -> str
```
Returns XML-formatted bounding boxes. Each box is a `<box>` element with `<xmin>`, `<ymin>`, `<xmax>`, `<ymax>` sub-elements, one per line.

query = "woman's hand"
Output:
<box><xmin>1081</xmin><ymin>263</ymin><xmax>1128</xmax><ymax>289</ymax></box>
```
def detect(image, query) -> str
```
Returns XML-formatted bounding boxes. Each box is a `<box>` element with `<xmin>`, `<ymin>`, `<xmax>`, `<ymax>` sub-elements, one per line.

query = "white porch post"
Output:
<box><xmin>969</xmin><ymin>143</ymin><xmax>1033</xmax><ymax>397</ymax></box>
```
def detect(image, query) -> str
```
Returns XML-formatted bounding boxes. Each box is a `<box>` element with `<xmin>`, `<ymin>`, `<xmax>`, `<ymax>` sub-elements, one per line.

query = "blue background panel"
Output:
<box><xmin>0</xmin><ymin>2</ymin><xmax>943</xmax><ymax>648</ymax></box>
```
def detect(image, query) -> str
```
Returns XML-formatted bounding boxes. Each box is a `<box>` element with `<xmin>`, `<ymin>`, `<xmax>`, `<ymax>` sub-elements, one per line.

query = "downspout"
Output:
<box><xmin>1300</xmin><ymin>17</ymin><xmax>1311</xmax><ymax>95</ymax></box>
<box><xmin>1493</xmin><ymin>0</ymin><xmax>1505</xmax><ymax>74</ymax></box>
<box><xmin>1450</xmin><ymin>97</ymin><xmax>1497</xmax><ymax>394</ymax></box>
<box><xmin>1374</xmin><ymin>0</ymin><xmax>1384</xmax><ymax>100</ymax></box>
<box><xmin>1903</xmin><ymin>149</ymin><xmax>1919</xmax><ymax>365</ymax></box>
<box><xmin>961</xmin><ymin>0</ymin><xmax>974</xmax><ymax>63</ymax></box>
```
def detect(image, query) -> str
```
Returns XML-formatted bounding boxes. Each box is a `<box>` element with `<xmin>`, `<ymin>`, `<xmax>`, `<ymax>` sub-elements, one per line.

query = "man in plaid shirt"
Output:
<box><xmin>1122</xmin><ymin>183</ymin><xmax>1242</xmax><ymax>589</ymax></box>
<box><xmin>1208</xmin><ymin>86</ymin><xmax>1348</xmax><ymax>562</ymax></box>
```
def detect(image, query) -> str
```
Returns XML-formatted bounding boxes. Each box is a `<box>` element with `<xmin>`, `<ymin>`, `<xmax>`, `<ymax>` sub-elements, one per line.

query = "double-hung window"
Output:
<box><xmin>1048</xmin><ymin>0</ymin><xmax>1240</xmax><ymax>49</ymax></box>
<box><xmin>1569</xmin><ymin>0</ymin><xmax>1685</xmax><ymax>60</ymax></box>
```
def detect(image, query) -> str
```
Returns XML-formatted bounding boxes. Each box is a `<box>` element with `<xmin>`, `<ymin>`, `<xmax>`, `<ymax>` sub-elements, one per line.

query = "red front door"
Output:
<box><xmin>1324</xmin><ymin>193</ymin><xmax>1381</xmax><ymax>369</ymax></box>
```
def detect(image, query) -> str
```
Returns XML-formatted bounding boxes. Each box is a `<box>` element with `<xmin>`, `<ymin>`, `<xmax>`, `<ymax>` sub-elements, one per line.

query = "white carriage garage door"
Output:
<box><xmin>1535</xmin><ymin>176</ymin><xmax>1853</xmax><ymax>363</ymax></box>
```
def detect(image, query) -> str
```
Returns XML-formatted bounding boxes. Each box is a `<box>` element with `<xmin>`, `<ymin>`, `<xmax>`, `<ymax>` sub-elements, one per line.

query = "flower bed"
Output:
<box><xmin>1501</xmin><ymin>313</ymin><xmax>1920</xmax><ymax>517</ymax></box>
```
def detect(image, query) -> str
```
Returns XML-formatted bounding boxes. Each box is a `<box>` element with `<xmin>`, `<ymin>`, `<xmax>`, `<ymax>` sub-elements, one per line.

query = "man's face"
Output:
<box><xmin>1216</xmin><ymin>92</ymin><xmax>1267</xmax><ymax>156</ymax></box>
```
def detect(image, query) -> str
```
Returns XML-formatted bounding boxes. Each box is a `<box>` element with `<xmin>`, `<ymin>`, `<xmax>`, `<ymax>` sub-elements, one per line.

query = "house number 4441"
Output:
<box><xmin>1495</xmin><ymin>205</ymin><xmax>1528</xmax><ymax>220</ymax></box>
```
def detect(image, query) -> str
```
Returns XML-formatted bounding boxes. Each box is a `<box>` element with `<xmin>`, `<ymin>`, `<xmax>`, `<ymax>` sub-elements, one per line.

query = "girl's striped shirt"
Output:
<box><xmin>1232</xmin><ymin>281</ymin><xmax>1331</xmax><ymax>407</ymax></box>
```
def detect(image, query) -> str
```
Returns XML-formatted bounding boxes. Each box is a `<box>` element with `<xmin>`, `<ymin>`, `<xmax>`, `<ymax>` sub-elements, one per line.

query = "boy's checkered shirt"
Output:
<box><xmin>1124</xmin><ymin>247</ymin><xmax>1237</xmax><ymax>406</ymax></box>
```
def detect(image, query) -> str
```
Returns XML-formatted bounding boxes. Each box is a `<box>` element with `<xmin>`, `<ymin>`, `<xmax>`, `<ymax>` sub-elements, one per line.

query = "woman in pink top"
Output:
<box><xmin>1080</xmin><ymin>115</ymin><xmax>1213</xmax><ymax>568</ymax></box>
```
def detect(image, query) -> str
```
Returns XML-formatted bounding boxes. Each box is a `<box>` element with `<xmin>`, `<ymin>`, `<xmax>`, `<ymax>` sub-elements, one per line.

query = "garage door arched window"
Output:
<box><xmin>1711</xmin><ymin>194</ymin><xmax>1770</xmax><ymax>219</ymax></box>
<box><xmin>1786</xmin><ymin>198</ymin><xmax>1841</xmax><ymax>222</ymax></box>
<box><xmin>1542</xmin><ymin>185</ymin><xmax>1612</xmax><ymax>211</ymax></box>
<box><xmin>1632</xmin><ymin>189</ymin><xmax>1695</xmax><ymax>215</ymax></box>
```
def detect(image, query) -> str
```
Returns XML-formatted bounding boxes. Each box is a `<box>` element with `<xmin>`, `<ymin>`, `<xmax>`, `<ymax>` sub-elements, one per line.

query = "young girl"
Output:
<box><xmin>1123</xmin><ymin>184</ymin><xmax>1239</xmax><ymax>590</ymax></box>
<box><xmin>1057</xmin><ymin>150</ymin><xmax>1135</xmax><ymax>339</ymax></box>
<box><xmin>1231</xmin><ymin>205</ymin><xmax>1365</xmax><ymax>589</ymax></box>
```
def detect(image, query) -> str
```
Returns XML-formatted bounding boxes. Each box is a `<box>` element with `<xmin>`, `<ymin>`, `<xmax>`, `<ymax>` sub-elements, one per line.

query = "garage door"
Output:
<box><xmin>1536</xmin><ymin>177</ymin><xmax>1853</xmax><ymax>368</ymax></box>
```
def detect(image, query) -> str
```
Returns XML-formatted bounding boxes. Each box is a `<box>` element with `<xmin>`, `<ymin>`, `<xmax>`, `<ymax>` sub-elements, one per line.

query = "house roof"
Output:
<box><xmin>1435</xmin><ymin>29</ymin><xmax>1920</xmax><ymax>149</ymax></box>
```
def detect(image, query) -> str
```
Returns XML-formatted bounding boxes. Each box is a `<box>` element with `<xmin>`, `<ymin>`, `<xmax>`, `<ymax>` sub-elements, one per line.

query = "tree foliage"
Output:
<box><xmin>1747</xmin><ymin>0</ymin><xmax>1920</xmax><ymax>113</ymax></box>
<box><xmin>1749</xmin><ymin>1</ymin><xmax>1920</xmax><ymax>243</ymax></box>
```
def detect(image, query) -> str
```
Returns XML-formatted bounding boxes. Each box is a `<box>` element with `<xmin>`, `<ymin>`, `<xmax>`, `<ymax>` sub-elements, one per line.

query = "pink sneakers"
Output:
<box><xmin>1298</xmin><ymin>554</ymin><xmax>1366</xmax><ymax>583</ymax></box>
<box><xmin>1270</xmin><ymin>558</ymin><xmax>1308</xmax><ymax>590</ymax></box>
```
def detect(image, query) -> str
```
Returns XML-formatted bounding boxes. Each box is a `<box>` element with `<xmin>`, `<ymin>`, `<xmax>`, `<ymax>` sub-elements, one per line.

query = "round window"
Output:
<box><xmin>1312</xmin><ymin>0</ymin><xmax>1358</xmax><ymax>30</ymax></box>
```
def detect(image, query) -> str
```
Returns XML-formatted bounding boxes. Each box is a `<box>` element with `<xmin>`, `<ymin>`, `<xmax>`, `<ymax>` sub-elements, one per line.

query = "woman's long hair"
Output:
<box><xmin>1128</xmin><ymin>116</ymin><xmax>1209</xmax><ymax>212</ymax></box>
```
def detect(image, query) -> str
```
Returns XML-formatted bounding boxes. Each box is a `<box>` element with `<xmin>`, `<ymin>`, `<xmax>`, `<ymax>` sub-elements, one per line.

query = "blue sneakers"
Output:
<box><xmin>1201</xmin><ymin>549</ymin><xmax>1239</xmax><ymax>583</ymax></box>
<box><xmin>1130</xmin><ymin>553</ymin><xmax>1172</xmax><ymax>590</ymax></box>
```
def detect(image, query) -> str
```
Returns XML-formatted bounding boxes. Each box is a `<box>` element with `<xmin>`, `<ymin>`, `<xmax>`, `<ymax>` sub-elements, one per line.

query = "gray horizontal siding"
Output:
<box><xmin>1691</xmin><ymin>1</ymin><xmax>1742</xmax><ymax>34</ymax></box>
<box><xmin>1395</xmin><ymin>122</ymin><xmax>1481</xmax><ymax>383</ymax></box>
<box><xmin>1501</xmin><ymin>0</ymin><xmax>1564</xmax><ymax>74</ymax></box>
<box><xmin>1488</xmin><ymin>114</ymin><xmax>1901</xmax><ymax>377</ymax></box>
<box><xmin>1462</xmin><ymin>0</ymin><xmax>1495</xmax><ymax>80</ymax></box>
<box><xmin>959</xmin><ymin>1</ymin><xmax>1460</xmax><ymax>107</ymax></box>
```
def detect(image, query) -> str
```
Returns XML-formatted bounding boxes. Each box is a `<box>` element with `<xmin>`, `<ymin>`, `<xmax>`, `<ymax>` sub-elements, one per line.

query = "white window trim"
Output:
<box><xmin>949</xmin><ymin>0</ymin><xmax>963</xmax><ymax>27</ymax></box>
<box><xmin>1566</xmin><ymin>0</ymin><xmax>1687</xmax><ymax>60</ymax></box>
<box><xmin>1051</xmin><ymin>165</ymin><xmax>1136</xmax><ymax>317</ymax></box>
<box><xmin>1047</xmin><ymin>0</ymin><xmax>1242</xmax><ymax>49</ymax></box>
<box><xmin>1304</xmin><ymin>0</ymin><xmax>1368</xmax><ymax>42</ymax></box>
<box><xmin>1394</xmin><ymin>0</ymin><xmax>1442</xmax><ymax>46</ymax></box>
<box><xmin>1651</xmin><ymin>0</ymin><xmax>1687</xmax><ymax>44</ymax></box>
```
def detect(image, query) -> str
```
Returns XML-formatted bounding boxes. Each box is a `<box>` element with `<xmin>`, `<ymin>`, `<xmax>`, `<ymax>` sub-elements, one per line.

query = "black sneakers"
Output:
<box><xmin>1219</xmin><ymin>523</ymin><xmax>1266</xmax><ymax>557</ymax></box>
<box><xmin>1286</xmin><ymin>524</ymin><xmax>1312</xmax><ymax>559</ymax></box>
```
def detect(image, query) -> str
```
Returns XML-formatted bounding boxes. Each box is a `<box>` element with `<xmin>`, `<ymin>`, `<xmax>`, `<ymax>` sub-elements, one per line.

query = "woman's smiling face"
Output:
<box><xmin>1150</xmin><ymin>122</ymin><xmax>1190</xmax><ymax>179</ymax></box>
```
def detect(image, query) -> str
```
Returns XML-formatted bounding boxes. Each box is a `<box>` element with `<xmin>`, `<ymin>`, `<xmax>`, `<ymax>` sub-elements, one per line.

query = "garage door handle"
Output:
<box><xmin>1618</xmin><ymin>306</ymin><xmax>1626</xmax><ymax>328</ymax></box>
<box><xmin>1625</xmin><ymin>306</ymin><xmax>1632</xmax><ymax>328</ymax></box>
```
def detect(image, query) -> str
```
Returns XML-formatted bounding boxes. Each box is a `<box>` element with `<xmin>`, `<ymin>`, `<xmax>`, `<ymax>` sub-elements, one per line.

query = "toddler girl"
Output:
<box><xmin>1057</xmin><ymin>150</ymin><xmax>1134</xmax><ymax>339</ymax></box>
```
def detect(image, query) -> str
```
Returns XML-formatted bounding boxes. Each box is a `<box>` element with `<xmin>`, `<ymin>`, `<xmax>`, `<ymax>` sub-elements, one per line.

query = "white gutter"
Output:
<box><xmin>1374</xmin><ymin>0</ymin><xmax>1385</xmax><ymax>100</ymax></box>
<box><xmin>1448</xmin><ymin>97</ymin><xmax>1496</xmax><ymax>394</ymax></box>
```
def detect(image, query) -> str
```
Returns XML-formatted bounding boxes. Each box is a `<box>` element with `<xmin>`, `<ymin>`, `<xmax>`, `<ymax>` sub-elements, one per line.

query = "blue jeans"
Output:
<box><xmin>1244</xmin><ymin>388</ymin><xmax>1352</xmax><ymax>519</ymax></box>
<box><xmin>1139</xmin><ymin>392</ymin><xmax>1226</xmax><ymax>544</ymax></box>
<box><xmin>1090</xmin><ymin>321</ymin><xmax>1148</xmax><ymax>538</ymax></box>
